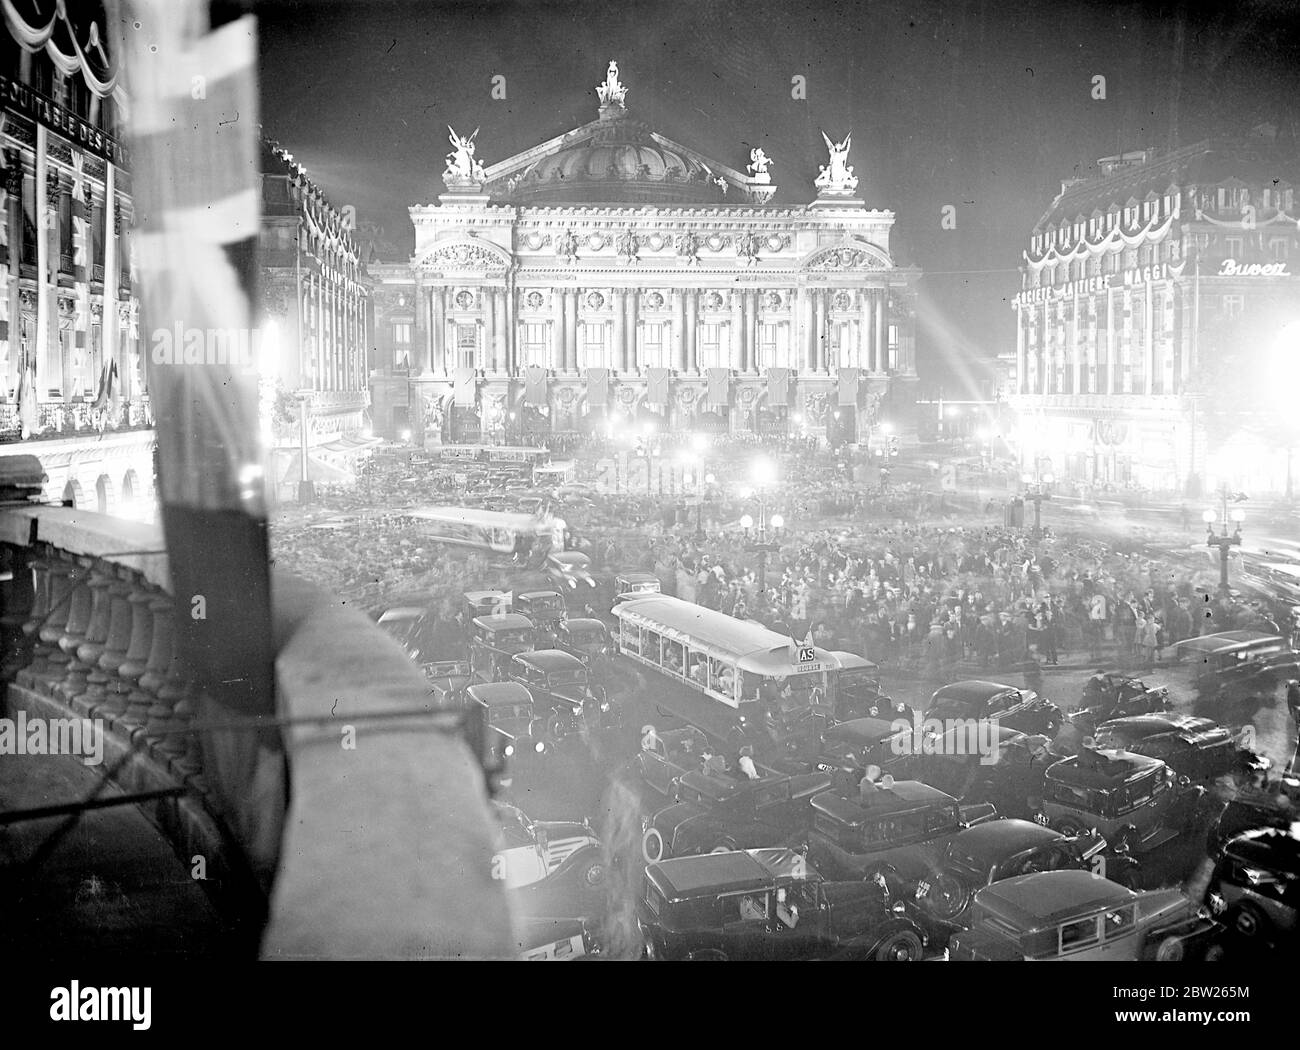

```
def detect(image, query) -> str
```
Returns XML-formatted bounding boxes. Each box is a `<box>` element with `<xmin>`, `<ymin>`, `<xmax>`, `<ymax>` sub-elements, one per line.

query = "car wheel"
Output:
<box><xmin>874</xmin><ymin>929</ymin><xmax>924</xmax><ymax>962</ymax></box>
<box><xmin>923</xmin><ymin>873</ymin><xmax>970</xmax><ymax>921</ymax></box>
<box><xmin>1155</xmin><ymin>935</ymin><xmax>1185</xmax><ymax>962</ymax></box>
<box><xmin>642</xmin><ymin>826</ymin><xmax>666</xmax><ymax>864</ymax></box>
<box><xmin>1231</xmin><ymin>903</ymin><xmax>1268</xmax><ymax>940</ymax></box>
<box><xmin>577</xmin><ymin>857</ymin><xmax>606</xmax><ymax>890</ymax></box>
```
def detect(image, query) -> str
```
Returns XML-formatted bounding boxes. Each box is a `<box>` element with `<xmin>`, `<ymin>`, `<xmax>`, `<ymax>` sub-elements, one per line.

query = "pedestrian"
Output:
<box><xmin>641</xmin><ymin>724</ymin><xmax>664</xmax><ymax>755</ymax></box>
<box><xmin>1287</xmin><ymin>680</ymin><xmax>1300</xmax><ymax>727</ymax></box>
<box><xmin>1142</xmin><ymin>615</ymin><xmax>1159</xmax><ymax>667</ymax></box>
<box><xmin>737</xmin><ymin>745</ymin><xmax>760</xmax><ymax>780</ymax></box>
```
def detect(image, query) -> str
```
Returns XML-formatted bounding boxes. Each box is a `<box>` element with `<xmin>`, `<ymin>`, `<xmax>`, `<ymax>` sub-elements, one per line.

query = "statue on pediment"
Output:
<box><xmin>815</xmin><ymin>131</ymin><xmax>858</xmax><ymax>194</ymax></box>
<box><xmin>444</xmin><ymin>126</ymin><xmax>486</xmax><ymax>186</ymax></box>
<box><xmin>597</xmin><ymin>60</ymin><xmax>628</xmax><ymax>108</ymax></box>
<box><xmin>747</xmin><ymin>147</ymin><xmax>773</xmax><ymax>183</ymax></box>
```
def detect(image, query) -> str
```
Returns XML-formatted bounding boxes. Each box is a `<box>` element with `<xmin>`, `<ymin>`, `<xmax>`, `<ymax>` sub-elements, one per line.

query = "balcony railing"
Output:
<box><xmin>0</xmin><ymin>398</ymin><xmax>154</xmax><ymax>442</ymax></box>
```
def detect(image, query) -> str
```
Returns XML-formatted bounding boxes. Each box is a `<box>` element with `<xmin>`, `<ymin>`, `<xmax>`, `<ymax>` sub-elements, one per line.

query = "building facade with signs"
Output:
<box><xmin>1010</xmin><ymin>138</ymin><xmax>1300</xmax><ymax>494</ymax></box>
<box><xmin>259</xmin><ymin>140</ymin><xmax>373</xmax><ymax>498</ymax></box>
<box><xmin>369</xmin><ymin>61</ymin><xmax>919</xmax><ymax>447</ymax></box>
<box><xmin>0</xmin><ymin>2</ymin><xmax>154</xmax><ymax>518</ymax></box>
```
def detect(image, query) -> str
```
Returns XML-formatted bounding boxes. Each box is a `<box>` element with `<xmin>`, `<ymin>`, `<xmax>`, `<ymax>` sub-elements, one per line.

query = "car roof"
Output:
<box><xmin>513</xmin><ymin>648</ymin><xmax>586</xmax><ymax>671</ymax></box>
<box><xmin>465</xmin><ymin>681</ymin><xmax>534</xmax><ymax>706</ymax></box>
<box><xmin>974</xmin><ymin>870</ymin><xmax>1135</xmax><ymax>929</ymax></box>
<box><xmin>1175</xmin><ymin>630</ymin><xmax>1285</xmax><ymax>655</ymax></box>
<box><xmin>560</xmin><ymin>617</ymin><xmax>607</xmax><ymax>633</ymax></box>
<box><xmin>1223</xmin><ymin>826</ymin><xmax>1300</xmax><ymax>871</ymax></box>
<box><xmin>472</xmin><ymin>613</ymin><xmax>535</xmax><ymax>632</ymax></box>
<box><xmin>617</xmin><ymin>572</ymin><xmax>660</xmax><ymax>583</ymax></box>
<box><xmin>646</xmin><ymin>848</ymin><xmax>814</xmax><ymax>900</ymax></box>
<box><xmin>932</xmin><ymin>680</ymin><xmax>1022</xmax><ymax>703</ymax></box>
<box><xmin>810</xmin><ymin>781</ymin><xmax>958</xmax><ymax>824</ymax></box>
<box><xmin>1097</xmin><ymin>714</ymin><xmax>1232</xmax><ymax>746</ymax></box>
<box><xmin>947</xmin><ymin>819</ymin><xmax>1065</xmax><ymax>869</ymax></box>
<box><xmin>377</xmin><ymin>607</ymin><xmax>426</xmax><ymax>622</ymax></box>
<box><xmin>549</xmin><ymin>551</ymin><xmax>589</xmax><ymax>564</ymax></box>
<box><xmin>823</xmin><ymin>717</ymin><xmax>907</xmax><ymax>745</ymax></box>
<box><xmin>1045</xmin><ymin>748</ymin><xmax>1165</xmax><ymax>788</ymax></box>
<box><xmin>464</xmin><ymin>589</ymin><xmax>512</xmax><ymax>603</ymax></box>
<box><xmin>518</xmin><ymin>590</ymin><xmax>564</xmax><ymax>600</ymax></box>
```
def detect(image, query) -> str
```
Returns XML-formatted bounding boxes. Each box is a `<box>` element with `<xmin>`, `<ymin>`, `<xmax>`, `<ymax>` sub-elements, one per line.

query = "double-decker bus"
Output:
<box><xmin>407</xmin><ymin>506</ymin><xmax>557</xmax><ymax>556</ymax></box>
<box><xmin>612</xmin><ymin>594</ymin><xmax>856</xmax><ymax>748</ymax></box>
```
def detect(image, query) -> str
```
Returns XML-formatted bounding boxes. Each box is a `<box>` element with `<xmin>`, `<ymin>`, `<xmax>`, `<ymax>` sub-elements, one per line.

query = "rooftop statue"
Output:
<box><xmin>815</xmin><ymin>131</ymin><xmax>858</xmax><ymax>194</ymax></box>
<box><xmin>444</xmin><ymin>125</ymin><xmax>486</xmax><ymax>185</ymax></box>
<box><xmin>747</xmin><ymin>147</ymin><xmax>773</xmax><ymax>183</ymax></box>
<box><xmin>597</xmin><ymin>59</ymin><xmax>628</xmax><ymax>108</ymax></box>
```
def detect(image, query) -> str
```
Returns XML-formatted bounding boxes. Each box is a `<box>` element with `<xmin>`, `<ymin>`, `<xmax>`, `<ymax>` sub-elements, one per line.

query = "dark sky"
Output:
<box><xmin>254</xmin><ymin>0</ymin><xmax>1300</xmax><ymax>393</ymax></box>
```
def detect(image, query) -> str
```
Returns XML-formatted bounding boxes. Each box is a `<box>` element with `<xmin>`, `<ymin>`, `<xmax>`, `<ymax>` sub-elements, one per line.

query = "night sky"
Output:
<box><xmin>254</xmin><ymin>0</ymin><xmax>1300</xmax><ymax>392</ymax></box>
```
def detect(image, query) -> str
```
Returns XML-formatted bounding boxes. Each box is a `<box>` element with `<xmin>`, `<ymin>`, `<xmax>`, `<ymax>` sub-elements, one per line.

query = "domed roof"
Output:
<box><xmin>490</xmin><ymin>116</ymin><xmax>729</xmax><ymax>206</ymax></box>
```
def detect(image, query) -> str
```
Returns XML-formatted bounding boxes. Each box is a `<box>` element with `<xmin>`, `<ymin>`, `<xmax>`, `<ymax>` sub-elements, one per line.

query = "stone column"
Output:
<box><xmin>801</xmin><ymin>288</ymin><xmax>815</xmax><ymax>372</ymax></box>
<box><xmin>612</xmin><ymin>289</ymin><xmax>627</xmax><ymax>376</ymax></box>
<box><xmin>1105</xmin><ymin>287</ymin><xmax>1115</xmax><ymax>395</ymax></box>
<box><xmin>672</xmin><ymin>289</ymin><xmax>687</xmax><ymax>371</ymax></box>
<box><xmin>814</xmin><ymin>290</ymin><xmax>827</xmax><ymax>373</ymax></box>
<box><xmin>859</xmin><ymin>291</ymin><xmax>873</xmax><ymax>373</ymax></box>
<box><xmin>1016</xmin><ymin>306</ymin><xmax>1026</xmax><ymax>395</ymax></box>
<box><xmin>624</xmin><ymin>289</ymin><xmax>638</xmax><ymax>373</ymax></box>
<box><xmin>747</xmin><ymin>291</ymin><xmax>760</xmax><ymax>374</ymax></box>
<box><xmin>563</xmin><ymin>290</ymin><xmax>578</xmax><ymax>373</ymax></box>
<box><xmin>685</xmin><ymin>289</ymin><xmax>698</xmax><ymax>373</ymax></box>
<box><xmin>731</xmin><ymin>291</ymin><xmax>745</xmax><ymax>372</ymax></box>
<box><xmin>1144</xmin><ymin>282</ymin><xmax>1154</xmax><ymax>396</ymax></box>
<box><xmin>875</xmin><ymin>288</ymin><xmax>887</xmax><ymax>373</ymax></box>
<box><xmin>494</xmin><ymin>287</ymin><xmax>509</xmax><ymax>373</ymax></box>
<box><xmin>413</xmin><ymin>269</ymin><xmax>429</xmax><ymax>375</ymax></box>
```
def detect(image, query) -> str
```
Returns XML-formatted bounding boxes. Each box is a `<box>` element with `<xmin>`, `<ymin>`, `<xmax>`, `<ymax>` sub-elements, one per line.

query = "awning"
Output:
<box><xmin>274</xmin><ymin>449</ymin><xmax>356</xmax><ymax>486</ymax></box>
<box><xmin>319</xmin><ymin>435</ymin><xmax>384</xmax><ymax>456</ymax></box>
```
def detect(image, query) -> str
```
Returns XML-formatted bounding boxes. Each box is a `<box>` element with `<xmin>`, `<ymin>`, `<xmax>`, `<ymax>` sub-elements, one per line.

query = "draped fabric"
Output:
<box><xmin>453</xmin><ymin>366</ymin><xmax>477</xmax><ymax>406</ymax></box>
<box><xmin>2</xmin><ymin>0</ymin><xmax>119</xmax><ymax>97</ymax></box>
<box><xmin>586</xmin><ymin>367</ymin><xmax>608</xmax><ymax>406</ymax></box>
<box><xmin>524</xmin><ymin>364</ymin><xmax>548</xmax><ymax>405</ymax></box>
<box><xmin>646</xmin><ymin>366</ymin><xmax>671</xmax><ymax>405</ymax></box>
<box><xmin>838</xmin><ymin>366</ymin><xmax>859</xmax><ymax>406</ymax></box>
<box><xmin>706</xmin><ymin>367</ymin><xmax>730</xmax><ymax>407</ymax></box>
<box><xmin>766</xmin><ymin>367</ymin><xmax>790</xmax><ymax>406</ymax></box>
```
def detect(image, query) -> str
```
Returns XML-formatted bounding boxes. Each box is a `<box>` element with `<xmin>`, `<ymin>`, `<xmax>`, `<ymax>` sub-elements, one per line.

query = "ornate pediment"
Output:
<box><xmin>415</xmin><ymin>241</ymin><xmax>511</xmax><ymax>273</ymax></box>
<box><xmin>803</xmin><ymin>242</ymin><xmax>892</xmax><ymax>272</ymax></box>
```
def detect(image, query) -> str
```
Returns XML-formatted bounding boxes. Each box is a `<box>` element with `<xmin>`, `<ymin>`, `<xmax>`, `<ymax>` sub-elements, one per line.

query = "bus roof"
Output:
<box><xmin>1174</xmin><ymin>630</ymin><xmax>1285</xmax><ymax>655</ymax></box>
<box><xmin>613</xmin><ymin>595</ymin><xmax>836</xmax><ymax>675</ymax></box>
<box><xmin>408</xmin><ymin>506</ymin><xmax>548</xmax><ymax>530</ymax></box>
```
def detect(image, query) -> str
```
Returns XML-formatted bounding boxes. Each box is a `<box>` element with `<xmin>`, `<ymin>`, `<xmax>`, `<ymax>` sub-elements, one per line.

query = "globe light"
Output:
<box><xmin>792</xmin><ymin>412</ymin><xmax>803</xmax><ymax>424</ymax></box>
<box><xmin>879</xmin><ymin>422</ymin><xmax>894</xmax><ymax>434</ymax></box>
<box><xmin>1021</xmin><ymin>473</ymin><xmax>1034</xmax><ymax>484</ymax></box>
<box><xmin>1202</xmin><ymin>509</ymin><xmax>1218</xmax><ymax>524</ymax></box>
<box><xmin>947</xmin><ymin>406</ymin><xmax>961</xmax><ymax>417</ymax></box>
<box><xmin>1042</xmin><ymin>473</ymin><xmax>1055</xmax><ymax>484</ymax></box>
<box><xmin>705</xmin><ymin>473</ymin><xmax>717</xmax><ymax>485</ymax></box>
<box><xmin>770</xmin><ymin>514</ymin><xmax>785</xmax><ymax>529</ymax></box>
<box><xmin>740</xmin><ymin>514</ymin><xmax>755</xmax><ymax>530</ymax></box>
<box><xmin>399</xmin><ymin>428</ymin><xmax>412</xmax><ymax>442</ymax></box>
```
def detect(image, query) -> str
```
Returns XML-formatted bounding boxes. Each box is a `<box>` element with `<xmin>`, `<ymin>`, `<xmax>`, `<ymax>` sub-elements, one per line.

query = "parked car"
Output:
<box><xmin>638</xmin><ymin>847</ymin><xmax>928</xmax><ymax>961</ymax></box>
<box><xmin>927</xmin><ymin>680</ymin><xmax>1063</xmax><ymax>738</ymax></box>
<box><xmin>465</xmin><ymin>681</ymin><xmax>548</xmax><ymax>769</ymax></box>
<box><xmin>634</xmin><ymin>725</ymin><xmax>711</xmax><ymax>798</ymax></box>
<box><xmin>1204</xmin><ymin>826</ymin><xmax>1300</xmax><ymax>945</ymax></box>
<box><xmin>642</xmin><ymin>768</ymin><xmax>833</xmax><ymax>862</ymax></box>
<box><xmin>1092</xmin><ymin>714</ymin><xmax>1270</xmax><ymax>785</ymax></box>
<box><xmin>804</xmin><ymin>779</ymin><xmax>999</xmax><ymax>889</ymax></box>
<box><xmin>508</xmin><ymin>649</ymin><xmax>615</xmax><ymax>740</ymax></box>
<box><xmin>545</xmin><ymin>550</ymin><xmax>598</xmax><ymax>592</ymax></box>
<box><xmin>809</xmin><ymin>717</ymin><xmax>911</xmax><ymax>792</ymax></box>
<box><xmin>824</xmin><ymin>652</ymin><xmax>888</xmax><ymax>722</ymax></box>
<box><xmin>1204</xmin><ymin>774</ymin><xmax>1300</xmax><ymax>857</ymax></box>
<box><xmin>1176</xmin><ymin>630</ymin><xmax>1300</xmax><ymax>696</ymax></box>
<box><xmin>612</xmin><ymin>572</ymin><xmax>661</xmax><ymax>606</ymax></box>
<box><xmin>516</xmin><ymin>916</ymin><xmax>601</xmax><ymax>961</ymax></box>
<box><xmin>1038</xmin><ymin>747</ymin><xmax>1207</xmax><ymax>854</ymax></box>
<box><xmin>514</xmin><ymin>590</ymin><xmax>568</xmax><ymax>645</ymax></box>
<box><xmin>913</xmin><ymin>818</ymin><xmax>1137</xmax><ymax>931</ymax></box>
<box><xmin>1070</xmin><ymin>671</ymin><xmax>1173</xmax><ymax>733</ymax></box>
<box><xmin>491</xmin><ymin>802</ymin><xmax>607</xmax><ymax>917</ymax></box>
<box><xmin>948</xmin><ymin>870</ymin><xmax>1224</xmax><ymax>961</ymax></box>
<box><xmin>468</xmin><ymin>613</ymin><xmax>537</xmax><ymax>684</ymax></box>
<box><xmin>555</xmin><ymin>617</ymin><xmax>613</xmax><ymax>674</ymax></box>
<box><xmin>895</xmin><ymin>725</ymin><xmax>1060</xmax><ymax>821</ymax></box>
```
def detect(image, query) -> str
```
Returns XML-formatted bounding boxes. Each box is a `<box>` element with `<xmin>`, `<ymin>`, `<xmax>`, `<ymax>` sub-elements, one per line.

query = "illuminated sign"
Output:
<box><xmin>1218</xmin><ymin>259</ymin><xmax>1290</xmax><ymax>277</ymax></box>
<box><xmin>0</xmin><ymin>75</ymin><xmax>126</xmax><ymax>165</ymax></box>
<box><xmin>1013</xmin><ymin>263</ymin><xmax>1181</xmax><ymax>307</ymax></box>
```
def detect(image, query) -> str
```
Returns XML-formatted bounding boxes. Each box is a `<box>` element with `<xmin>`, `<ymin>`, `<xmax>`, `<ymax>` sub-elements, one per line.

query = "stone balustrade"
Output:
<box><xmin>0</xmin><ymin>503</ymin><xmax>515</xmax><ymax>958</ymax></box>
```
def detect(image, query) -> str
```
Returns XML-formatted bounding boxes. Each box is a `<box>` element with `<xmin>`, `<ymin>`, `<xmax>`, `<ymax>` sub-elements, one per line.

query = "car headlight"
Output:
<box><xmin>534</xmin><ymin>740</ymin><xmax>546</xmax><ymax>754</ymax></box>
<box><xmin>600</xmin><ymin>701</ymin><xmax>611</xmax><ymax>712</ymax></box>
<box><xmin>568</xmin><ymin>579</ymin><xmax>577</xmax><ymax>589</ymax></box>
<box><xmin>503</xmin><ymin>744</ymin><xmax>515</xmax><ymax>758</ymax></box>
<box><xmin>891</xmin><ymin>900</ymin><xmax>906</xmax><ymax>916</ymax></box>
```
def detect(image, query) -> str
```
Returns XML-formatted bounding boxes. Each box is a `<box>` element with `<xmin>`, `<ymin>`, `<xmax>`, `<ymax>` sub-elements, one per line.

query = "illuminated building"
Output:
<box><xmin>368</xmin><ymin>60</ymin><xmax>919</xmax><ymax>446</ymax></box>
<box><xmin>1010</xmin><ymin>137</ymin><xmax>1300</xmax><ymax>494</ymax></box>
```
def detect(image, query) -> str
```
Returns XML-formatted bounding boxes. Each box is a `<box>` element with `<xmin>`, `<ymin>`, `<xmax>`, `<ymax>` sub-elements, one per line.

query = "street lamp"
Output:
<box><xmin>1021</xmin><ymin>469</ymin><xmax>1054</xmax><ymax>538</ymax></box>
<box><xmin>739</xmin><ymin>458</ymin><xmax>784</xmax><ymax>596</ymax></box>
<box><xmin>695</xmin><ymin>471</ymin><xmax>716</xmax><ymax>540</ymax></box>
<box><xmin>1204</xmin><ymin>489</ymin><xmax>1245</xmax><ymax>596</ymax></box>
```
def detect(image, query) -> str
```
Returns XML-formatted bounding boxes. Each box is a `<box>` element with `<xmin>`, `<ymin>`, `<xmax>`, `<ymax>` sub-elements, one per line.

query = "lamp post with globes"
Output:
<box><xmin>738</xmin><ymin>457</ymin><xmax>785</xmax><ymax>596</ymax></box>
<box><xmin>1203</xmin><ymin>488</ymin><xmax>1246</xmax><ymax>597</ymax></box>
<box><xmin>1022</xmin><ymin>469</ymin><xmax>1054</xmax><ymax>539</ymax></box>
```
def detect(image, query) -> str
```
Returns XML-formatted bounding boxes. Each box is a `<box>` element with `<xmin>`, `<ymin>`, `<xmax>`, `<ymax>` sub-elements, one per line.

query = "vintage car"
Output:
<box><xmin>1176</xmin><ymin>630</ymin><xmax>1300</xmax><ymax>695</ymax></box>
<box><xmin>491</xmin><ymin>802</ymin><xmax>607</xmax><ymax>916</ymax></box>
<box><xmin>465</xmin><ymin>681</ymin><xmax>548</xmax><ymax>770</ymax></box>
<box><xmin>1205</xmin><ymin>774</ymin><xmax>1300</xmax><ymax>856</ymax></box>
<box><xmin>1070</xmin><ymin>671</ymin><xmax>1173</xmax><ymax>733</ymax></box>
<box><xmin>825</xmin><ymin>652</ymin><xmax>890</xmax><ymax>722</ymax></box>
<box><xmin>514</xmin><ymin>590</ymin><xmax>569</xmax><ymax>645</ymax></box>
<box><xmin>635</xmin><ymin>725</ymin><xmax>711</xmax><ymax>797</ymax></box>
<box><xmin>555</xmin><ymin>617</ymin><xmax>613</xmax><ymax>673</ymax></box>
<box><xmin>913</xmin><ymin>818</ymin><xmax>1137</xmax><ymax>931</ymax></box>
<box><xmin>1205</xmin><ymin>825</ymin><xmax>1299</xmax><ymax>945</ymax></box>
<box><xmin>804</xmin><ymin>779</ymin><xmax>999</xmax><ymax>889</ymax></box>
<box><xmin>1038</xmin><ymin>747</ymin><xmax>1206</xmax><ymax>854</ymax></box>
<box><xmin>948</xmin><ymin>870</ymin><xmax>1224</xmax><ymax>961</ymax></box>
<box><xmin>468</xmin><ymin>613</ymin><xmax>537</xmax><ymax>684</ymax></box>
<box><xmin>612</xmin><ymin>571</ymin><xmax>662</xmax><ymax>606</ymax></box>
<box><xmin>1092</xmin><ymin>714</ymin><xmax>1270</xmax><ymax>785</ymax></box>
<box><xmin>642</xmin><ymin>768</ymin><xmax>833</xmax><ymax>862</ymax></box>
<box><xmin>463</xmin><ymin>589</ymin><xmax>513</xmax><ymax>621</ymax></box>
<box><xmin>638</xmin><ymin>847</ymin><xmax>928</xmax><ymax>961</ymax></box>
<box><xmin>516</xmin><ymin>916</ymin><xmax>600</xmax><ymax>961</ymax></box>
<box><xmin>894</xmin><ymin>725</ymin><xmax>1060</xmax><ymax>822</ymax></box>
<box><xmin>507</xmin><ymin>649</ymin><xmax>615</xmax><ymax>739</ymax></box>
<box><xmin>423</xmin><ymin>659</ymin><xmax>475</xmax><ymax>708</ymax></box>
<box><xmin>809</xmin><ymin>717</ymin><xmax>911</xmax><ymax>792</ymax></box>
<box><xmin>545</xmin><ymin>550</ymin><xmax>599</xmax><ymax>592</ymax></box>
<box><xmin>927</xmin><ymin>680</ymin><xmax>1063</xmax><ymax>738</ymax></box>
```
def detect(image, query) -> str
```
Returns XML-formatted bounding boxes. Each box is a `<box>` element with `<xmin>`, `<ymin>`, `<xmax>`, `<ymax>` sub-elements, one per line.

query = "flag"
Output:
<box><xmin>586</xmin><ymin>367</ymin><xmax>608</xmax><ymax>406</ymax></box>
<box><xmin>706</xmin><ymin>367</ymin><xmax>730</xmax><ymax>406</ymax></box>
<box><xmin>646</xmin><ymin>366</ymin><xmax>671</xmax><ymax>405</ymax></box>
<box><xmin>525</xmin><ymin>364</ymin><xmax>548</xmax><ymax>405</ymax></box>
<box><xmin>91</xmin><ymin>358</ymin><xmax>117</xmax><ymax>414</ymax></box>
<box><xmin>17</xmin><ymin>365</ymin><xmax>37</xmax><ymax>439</ymax></box>
<box><xmin>766</xmin><ymin>367</ymin><xmax>790</xmax><ymax>406</ymax></box>
<box><xmin>453</xmin><ymin>366</ymin><xmax>476</xmax><ymax>406</ymax></box>
<box><xmin>838</xmin><ymin>367</ymin><xmax>859</xmax><ymax>406</ymax></box>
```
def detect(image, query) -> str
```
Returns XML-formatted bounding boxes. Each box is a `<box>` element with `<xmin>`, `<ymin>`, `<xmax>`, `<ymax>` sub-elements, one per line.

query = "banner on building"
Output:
<box><xmin>706</xmin><ymin>367</ymin><xmax>730</xmax><ymax>407</ymax></box>
<box><xmin>766</xmin><ymin>367</ymin><xmax>790</xmax><ymax>406</ymax></box>
<box><xmin>838</xmin><ymin>367</ymin><xmax>859</xmax><ymax>406</ymax></box>
<box><xmin>453</xmin><ymin>366</ymin><xmax>477</xmax><ymax>406</ymax></box>
<box><xmin>524</xmin><ymin>364</ymin><xmax>548</xmax><ymax>405</ymax></box>
<box><xmin>586</xmin><ymin>367</ymin><xmax>608</xmax><ymax>406</ymax></box>
<box><xmin>646</xmin><ymin>367</ymin><xmax>671</xmax><ymax>405</ymax></box>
